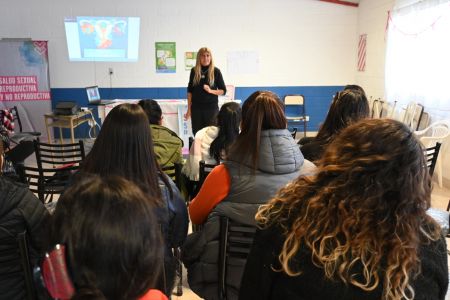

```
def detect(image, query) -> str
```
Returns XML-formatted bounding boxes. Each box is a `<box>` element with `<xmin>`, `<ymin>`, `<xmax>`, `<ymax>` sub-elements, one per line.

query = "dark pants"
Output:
<box><xmin>191</xmin><ymin>107</ymin><xmax>218</xmax><ymax>136</ymax></box>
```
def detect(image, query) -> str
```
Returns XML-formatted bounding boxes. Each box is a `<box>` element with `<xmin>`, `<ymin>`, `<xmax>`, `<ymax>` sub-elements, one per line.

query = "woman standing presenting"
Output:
<box><xmin>185</xmin><ymin>47</ymin><xmax>227</xmax><ymax>135</ymax></box>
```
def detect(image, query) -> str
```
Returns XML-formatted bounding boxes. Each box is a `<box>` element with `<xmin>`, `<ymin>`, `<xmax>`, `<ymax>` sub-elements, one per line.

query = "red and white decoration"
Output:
<box><xmin>357</xmin><ymin>34</ymin><xmax>367</xmax><ymax>72</ymax></box>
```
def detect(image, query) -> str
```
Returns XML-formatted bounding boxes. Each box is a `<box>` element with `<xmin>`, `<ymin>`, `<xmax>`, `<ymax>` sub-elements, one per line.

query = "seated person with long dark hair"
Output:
<box><xmin>300</xmin><ymin>88</ymin><xmax>369</xmax><ymax>161</ymax></box>
<box><xmin>74</xmin><ymin>103</ymin><xmax>188</xmax><ymax>296</ymax></box>
<box><xmin>45</xmin><ymin>175</ymin><xmax>167</xmax><ymax>300</ymax></box>
<box><xmin>240</xmin><ymin>119</ymin><xmax>448</xmax><ymax>300</ymax></box>
<box><xmin>183</xmin><ymin>101</ymin><xmax>241</xmax><ymax>181</ymax></box>
<box><xmin>183</xmin><ymin>91</ymin><xmax>316</xmax><ymax>300</ymax></box>
<box><xmin>0</xmin><ymin>130</ymin><xmax>49</xmax><ymax>300</ymax></box>
<box><xmin>138</xmin><ymin>99</ymin><xmax>183</xmax><ymax>169</ymax></box>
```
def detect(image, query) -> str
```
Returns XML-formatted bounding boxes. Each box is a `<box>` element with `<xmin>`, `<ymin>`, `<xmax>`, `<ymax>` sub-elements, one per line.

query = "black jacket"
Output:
<box><xmin>188</xmin><ymin>66</ymin><xmax>226</xmax><ymax>110</ymax></box>
<box><xmin>0</xmin><ymin>176</ymin><xmax>49</xmax><ymax>300</ymax></box>
<box><xmin>239</xmin><ymin>224</ymin><xmax>448</xmax><ymax>300</ymax></box>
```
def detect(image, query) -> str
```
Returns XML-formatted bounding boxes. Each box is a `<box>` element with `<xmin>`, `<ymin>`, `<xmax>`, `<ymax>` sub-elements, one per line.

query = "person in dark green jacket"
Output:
<box><xmin>139</xmin><ymin>99</ymin><xmax>183</xmax><ymax>168</ymax></box>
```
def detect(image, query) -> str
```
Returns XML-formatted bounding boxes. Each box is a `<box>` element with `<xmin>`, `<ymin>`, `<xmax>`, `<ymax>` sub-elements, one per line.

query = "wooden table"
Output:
<box><xmin>44</xmin><ymin>110</ymin><xmax>95</xmax><ymax>143</ymax></box>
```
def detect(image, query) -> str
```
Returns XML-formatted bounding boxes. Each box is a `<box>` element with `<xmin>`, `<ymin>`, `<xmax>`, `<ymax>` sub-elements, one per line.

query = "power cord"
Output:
<box><xmin>82</xmin><ymin>108</ymin><xmax>101</xmax><ymax>139</ymax></box>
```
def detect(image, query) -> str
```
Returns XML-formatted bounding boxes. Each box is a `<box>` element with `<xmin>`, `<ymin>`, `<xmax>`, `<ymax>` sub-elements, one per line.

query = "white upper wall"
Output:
<box><xmin>356</xmin><ymin>0</ymin><xmax>395</xmax><ymax>98</ymax></box>
<box><xmin>0</xmin><ymin>0</ymin><xmax>359</xmax><ymax>88</ymax></box>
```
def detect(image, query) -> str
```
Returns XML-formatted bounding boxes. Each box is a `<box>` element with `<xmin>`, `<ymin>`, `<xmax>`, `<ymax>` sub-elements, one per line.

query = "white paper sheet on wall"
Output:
<box><xmin>227</xmin><ymin>51</ymin><xmax>259</xmax><ymax>74</ymax></box>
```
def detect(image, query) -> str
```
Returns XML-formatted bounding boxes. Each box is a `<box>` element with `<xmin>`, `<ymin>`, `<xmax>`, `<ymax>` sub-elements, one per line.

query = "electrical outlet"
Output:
<box><xmin>88</xmin><ymin>119</ymin><xmax>94</xmax><ymax>127</ymax></box>
<box><xmin>108</xmin><ymin>67</ymin><xmax>114</xmax><ymax>75</ymax></box>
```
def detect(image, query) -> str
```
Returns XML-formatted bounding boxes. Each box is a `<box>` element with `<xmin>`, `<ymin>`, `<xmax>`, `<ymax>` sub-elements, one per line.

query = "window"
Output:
<box><xmin>386</xmin><ymin>0</ymin><xmax>450</xmax><ymax>118</ymax></box>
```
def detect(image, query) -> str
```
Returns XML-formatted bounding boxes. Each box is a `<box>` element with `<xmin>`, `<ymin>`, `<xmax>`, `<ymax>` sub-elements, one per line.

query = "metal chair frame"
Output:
<box><xmin>284</xmin><ymin>95</ymin><xmax>307</xmax><ymax>137</ymax></box>
<box><xmin>218</xmin><ymin>216</ymin><xmax>256</xmax><ymax>300</ymax></box>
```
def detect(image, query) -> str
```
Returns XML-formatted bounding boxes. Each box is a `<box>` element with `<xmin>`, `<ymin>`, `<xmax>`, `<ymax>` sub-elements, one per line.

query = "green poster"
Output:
<box><xmin>185</xmin><ymin>51</ymin><xmax>197</xmax><ymax>71</ymax></box>
<box><xmin>155</xmin><ymin>42</ymin><xmax>176</xmax><ymax>73</ymax></box>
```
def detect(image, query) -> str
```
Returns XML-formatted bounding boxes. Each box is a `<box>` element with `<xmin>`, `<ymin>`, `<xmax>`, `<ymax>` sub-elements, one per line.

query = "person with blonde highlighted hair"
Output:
<box><xmin>240</xmin><ymin>118</ymin><xmax>448</xmax><ymax>300</ymax></box>
<box><xmin>184</xmin><ymin>47</ymin><xmax>226</xmax><ymax>135</ymax></box>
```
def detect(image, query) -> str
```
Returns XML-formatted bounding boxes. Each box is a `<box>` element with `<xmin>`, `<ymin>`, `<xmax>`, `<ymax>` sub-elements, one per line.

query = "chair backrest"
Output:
<box><xmin>161</xmin><ymin>162</ymin><xmax>182</xmax><ymax>191</ymax></box>
<box><xmin>411</xmin><ymin>103</ymin><xmax>424</xmax><ymax>131</ymax></box>
<box><xmin>416</xmin><ymin>120</ymin><xmax>450</xmax><ymax>148</ymax></box>
<box><xmin>22</xmin><ymin>140</ymin><xmax>85</xmax><ymax>203</ymax></box>
<box><xmin>0</xmin><ymin>107</ymin><xmax>40</xmax><ymax>144</ymax></box>
<box><xmin>403</xmin><ymin>102</ymin><xmax>424</xmax><ymax>130</ymax></box>
<box><xmin>371</xmin><ymin>98</ymin><xmax>383</xmax><ymax>118</ymax></box>
<box><xmin>290</xmin><ymin>128</ymin><xmax>297</xmax><ymax>139</ymax></box>
<box><xmin>9</xmin><ymin>106</ymin><xmax>23</xmax><ymax>132</ymax></box>
<box><xmin>199</xmin><ymin>160</ymin><xmax>218</xmax><ymax>189</ymax></box>
<box><xmin>34</xmin><ymin>140</ymin><xmax>85</xmax><ymax>168</ymax></box>
<box><xmin>425</xmin><ymin>142</ymin><xmax>441</xmax><ymax>176</ymax></box>
<box><xmin>284</xmin><ymin>95</ymin><xmax>304</xmax><ymax>106</ymax></box>
<box><xmin>218</xmin><ymin>216</ymin><xmax>256</xmax><ymax>300</ymax></box>
<box><xmin>0</xmin><ymin>230</ymin><xmax>36</xmax><ymax>300</ymax></box>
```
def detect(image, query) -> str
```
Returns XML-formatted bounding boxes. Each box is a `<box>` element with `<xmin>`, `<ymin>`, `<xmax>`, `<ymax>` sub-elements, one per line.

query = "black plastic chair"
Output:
<box><xmin>4</xmin><ymin>106</ymin><xmax>41</xmax><ymax>144</ymax></box>
<box><xmin>289</xmin><ymin>128</ymin><xmax>297</xmax><ymax>139</ymax></box>
<box><xmin>161</xmin><ymin>162</ymin><xmax>183</xmax><ymax>191</ymax></box>
<box><xmin>0</xmin><ymin>230</ymin><xmax>37</xmax><ymax>300</ymax></box>
<box><xmin>198</xmin><ymin>160</ymin><xmax>218</xmax><ymax>192</ymax></box>
<box><xmin>21</xmin><ymin>140</ymin><xmax>85</xmax><ymax>203</ymax></box>
<box><xmin>425</xmin><ymin>142</ymin><xmax>441</xmax><ymax>176</ymax></box>
<box><xmin>218</xmin><ymin>216</ymin><xmax>256</xmax><ymax>300</ymax></box>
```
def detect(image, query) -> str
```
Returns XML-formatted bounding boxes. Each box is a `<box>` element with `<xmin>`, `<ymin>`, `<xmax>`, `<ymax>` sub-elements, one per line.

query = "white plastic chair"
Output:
<box><xmin>403</xmin><ymin>102</ymin><xmax>424</xmax><ymax>130</ymax></box>
<box><xmin>415</xmin><ymin>120</ymin><xmax>450</xmax><ymax>187</ymax></box>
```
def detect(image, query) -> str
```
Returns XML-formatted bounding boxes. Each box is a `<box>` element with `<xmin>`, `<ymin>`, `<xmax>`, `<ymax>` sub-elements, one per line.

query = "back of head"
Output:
<box><xmin>343</xmin><ymin>84</ymin><xmax>366</xmax><ymax>96</ymax></box>
<box><xmin>138</xmin><ymin>99</ymin><xmax>162</xmax><ymax>125</ymax></box>
<box><xmin>209</xmin><ymin>102</ymin><xmax>242</xmax><ymax>162</ymax></box>
<box><xmin>228</xmin><ymin>91</ymin><xmax>287</xmax><ymax>169</ymax></box>
<box><xmin>258</xmin><ymin>118</ymin><xmax>439</xmax><ymax>300</ymax></box>
<box><xmin>48</xmin><ymin>175</ymin><xmax>164</xmax><ymax>300</ymax></box>
<box><xmin>316</xmin><ymin>89</ymin><xmax>369</xmax><ymax>143</ymax></box>
<box><xmin>81</xmin><ymin>103</ymin><xmax>161</xmax><ymax>197</ymax></box>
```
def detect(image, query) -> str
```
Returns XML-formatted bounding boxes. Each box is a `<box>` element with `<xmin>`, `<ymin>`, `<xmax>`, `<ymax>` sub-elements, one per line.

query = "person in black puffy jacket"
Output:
<box><xmin>0</xmin><ymin>132</ymin><xmax>49</xmax><ymax>300</ymax></box>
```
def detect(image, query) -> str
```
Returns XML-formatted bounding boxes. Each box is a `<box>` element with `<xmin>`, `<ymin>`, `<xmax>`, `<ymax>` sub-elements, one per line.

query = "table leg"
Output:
<box><xmin>59</xmin><ymin>127</ymin><xmax>63</xmax><ymax>144</ymax></box>
<box><xmin>44</xmin><ymin>116</ymin><xmax>52</xmax><ymax>143</ymax></box>
<box><xmin>70</xmin><ymin>119</ymin><xmax>75</xmax><ymax>143</ymax></box>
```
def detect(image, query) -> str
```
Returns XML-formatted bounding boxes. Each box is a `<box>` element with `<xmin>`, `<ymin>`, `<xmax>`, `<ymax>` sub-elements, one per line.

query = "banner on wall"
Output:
<box><xmin>0</xmin><ymin>40</ymin><xmax>52</xmax><ymax>137</ymax></box>
<box><xmin>155</xmin><ymin>42</ymin><xmax>176</xmax><ymax>73</ymax></box>
<box><xmin>357</xmin><ymin>34</ymin><xmax>367</xmax><ymax>72</ymax></box>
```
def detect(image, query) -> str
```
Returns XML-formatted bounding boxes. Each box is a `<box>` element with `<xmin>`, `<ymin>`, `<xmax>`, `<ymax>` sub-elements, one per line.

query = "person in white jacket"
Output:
<box><xmin>183</xmin><ymin>102</ymin><xmax>241</xmax><ymax>181</ymax></box>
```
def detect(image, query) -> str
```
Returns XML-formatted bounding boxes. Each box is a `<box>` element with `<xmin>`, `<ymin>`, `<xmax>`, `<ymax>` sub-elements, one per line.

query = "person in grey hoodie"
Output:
<box><xmin>182</xmin><ymin>91</ymin><xmax>316</xmax><ymax>300</ymax></box>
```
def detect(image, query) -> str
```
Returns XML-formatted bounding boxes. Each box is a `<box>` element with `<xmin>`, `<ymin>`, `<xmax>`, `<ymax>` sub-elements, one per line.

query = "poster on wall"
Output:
<box><xmin>155</xmin><ymin>42</ymin><xmax>176</xmax><ymax>73</ymax></box>
<box><xmin>184</xmin><ymin>51</ymin><xmax>197</xmax><ymax>70</ymax></box>
<box><xmin>0</xmin><ymin>40</ymin><xmax>52</xmax><ymax>137</ymax></box>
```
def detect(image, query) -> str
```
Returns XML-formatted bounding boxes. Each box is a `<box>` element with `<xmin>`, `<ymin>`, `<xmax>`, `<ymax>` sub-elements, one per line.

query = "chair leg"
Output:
<box><xmin>437</xmin><ymin>156</ymin><xmax>443</xmax><ymax>188</ymax></box>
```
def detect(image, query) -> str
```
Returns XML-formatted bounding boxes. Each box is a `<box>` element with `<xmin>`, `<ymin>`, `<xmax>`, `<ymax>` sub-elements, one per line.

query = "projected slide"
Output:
<box><xmin>64</xmin><ymin>16</ymin><xmax>140</xmax><ymax>62</ymax></box>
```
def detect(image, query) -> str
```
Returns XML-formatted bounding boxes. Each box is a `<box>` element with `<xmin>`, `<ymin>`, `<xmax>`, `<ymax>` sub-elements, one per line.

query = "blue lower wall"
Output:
<box><xmin>50</xmin><ymin>86</ymin><xmax>344</xmax><ymax>138</ymax></box>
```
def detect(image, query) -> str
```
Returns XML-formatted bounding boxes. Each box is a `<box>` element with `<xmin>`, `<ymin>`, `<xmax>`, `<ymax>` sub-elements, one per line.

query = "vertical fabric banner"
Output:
<box><xmin>358</xmin><ymin>34</ymin><xmax>367</xmax><ymax>72</ymax></box>
<box><xmin>0</xmin><ymin>40</ymin><xmax>52</xmax><ymax>137</ymax></box>
<box><xmin>155</xmin><ymin>42</ymin><xmax>176</xmax><ymax>73</ymax></box>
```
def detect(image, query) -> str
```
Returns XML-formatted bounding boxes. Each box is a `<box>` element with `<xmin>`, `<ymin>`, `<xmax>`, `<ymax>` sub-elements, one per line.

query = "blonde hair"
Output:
<box><xmin>257</xmin><ymin>119</ymin><xmax>441</xmax><ymax>300</ymax></box>
<box><xmin>193</xmin><ymin>47</ymin><xmax>215</xmax><ymax>86</ymax></box>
